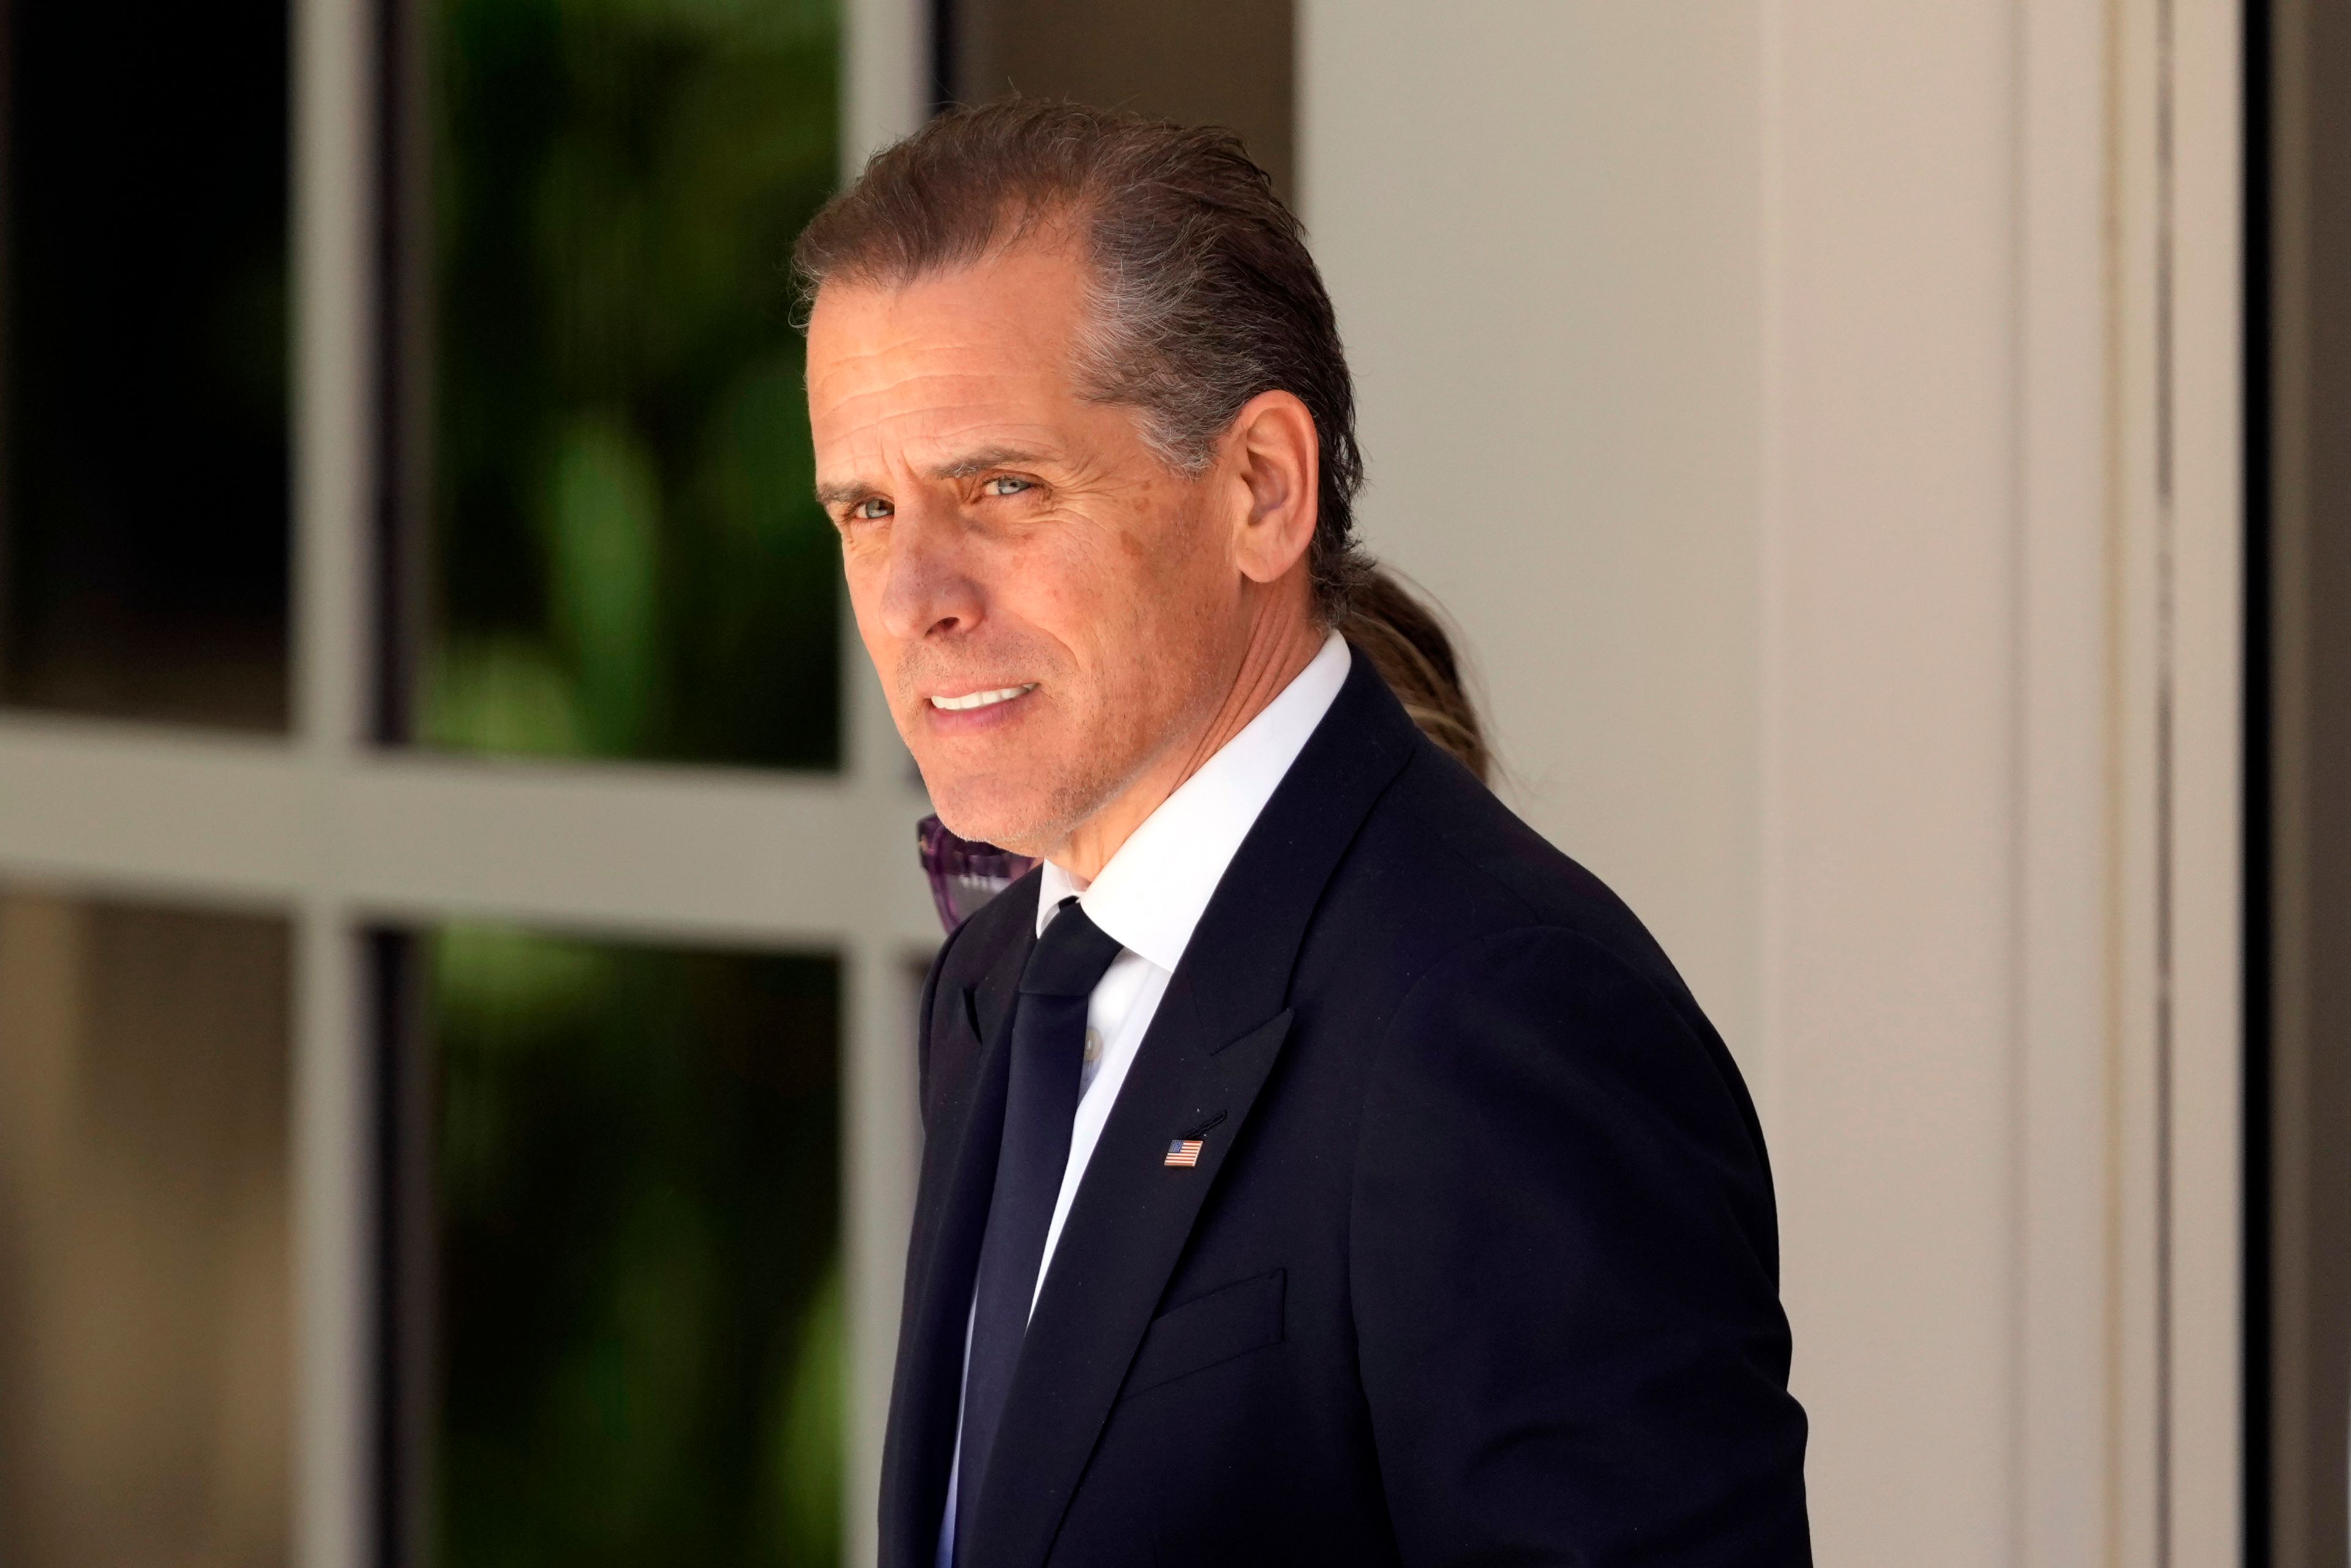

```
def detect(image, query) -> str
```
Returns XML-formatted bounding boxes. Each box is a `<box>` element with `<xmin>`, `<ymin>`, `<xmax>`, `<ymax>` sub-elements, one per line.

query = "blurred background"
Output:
<box><xmin>0</xmin><ymin>1</ymin><xmax>2342</xmax><ymax>1566</ymax></box>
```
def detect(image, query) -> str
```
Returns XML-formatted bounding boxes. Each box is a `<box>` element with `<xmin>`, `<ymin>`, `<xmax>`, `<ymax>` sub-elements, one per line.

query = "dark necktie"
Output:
<box><xmin>953</xmin><ymin>896</ymin><xmax>1123</xmax><ymax>1560</ymax></box>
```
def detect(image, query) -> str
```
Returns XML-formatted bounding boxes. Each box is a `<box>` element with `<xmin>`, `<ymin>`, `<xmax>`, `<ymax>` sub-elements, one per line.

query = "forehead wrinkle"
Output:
<box><xmin>810</xmin><ymin>295</ymin><xmax>1087</xmax><ymax>415</ymax></box>
<box><xmin>811</xmin><ymin>359</ymin><xmax>1056</xmax><ymax>465</ymax></box>
<box><xmin>809</xmin><ymin>279</ymin><xmax>1074</xmax><ymax>384</ymax></box>
<box><xmin>814</xmin><ymin>334</ymin><xmax>1063</xmax><ymax>419</ymax></box>
<box><xmin>814</xmin><ymin>361</ymin><xmax>1051</xmax><ymax>425</ymax></box>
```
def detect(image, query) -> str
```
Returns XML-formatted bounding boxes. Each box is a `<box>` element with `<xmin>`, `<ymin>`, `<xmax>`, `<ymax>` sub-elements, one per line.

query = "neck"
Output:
<box><xmin>1048</xmin><ymin>603</ymin><xmax>1327</xmax><ymax>884</ymax></box>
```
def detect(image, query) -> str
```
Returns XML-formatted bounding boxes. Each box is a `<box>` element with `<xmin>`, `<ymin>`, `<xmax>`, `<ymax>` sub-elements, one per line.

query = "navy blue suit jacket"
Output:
<box><xmin>881</xmin><ymin>644</ymin><xmax>1812</xmax><ymax>1567</ymax></box>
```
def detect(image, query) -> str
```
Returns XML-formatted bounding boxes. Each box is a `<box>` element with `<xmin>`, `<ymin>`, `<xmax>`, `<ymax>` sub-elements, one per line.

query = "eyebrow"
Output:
<box><xmin>814</xmin><ymin>446</ymin><xmax>1053</xmax><ymax>509</ymax></box>
<box><xmin>814</xmin><ymin>478</ymin><xmax>875</xmax><ymax>509</ymax></box>
<box><xmin>929</xmin><ymin>445</ymin><xmax>1049</xmax><ymax>481</ymax></box>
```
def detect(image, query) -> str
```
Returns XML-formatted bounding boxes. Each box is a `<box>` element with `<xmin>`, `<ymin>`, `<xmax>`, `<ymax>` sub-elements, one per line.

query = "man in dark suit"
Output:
<box><xmin>798</xmin><ymin>100</ymin><xmax>1810</xmax><ymax>1567</ymax></box>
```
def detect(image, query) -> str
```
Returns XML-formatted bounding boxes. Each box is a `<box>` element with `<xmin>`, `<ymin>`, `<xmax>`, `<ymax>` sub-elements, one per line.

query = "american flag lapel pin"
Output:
<box><xmin>1163</xmin><ymin>1110</ymin><xmax>1226</xmax><ymax>1168</ymax></box>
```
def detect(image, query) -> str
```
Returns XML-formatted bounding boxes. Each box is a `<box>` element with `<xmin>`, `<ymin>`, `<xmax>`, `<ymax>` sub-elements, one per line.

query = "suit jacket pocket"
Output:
<box><xmin>1119</xmin><ymin>1269</ymin><xmax>1285</xmax><ymax>1401</ymax></box>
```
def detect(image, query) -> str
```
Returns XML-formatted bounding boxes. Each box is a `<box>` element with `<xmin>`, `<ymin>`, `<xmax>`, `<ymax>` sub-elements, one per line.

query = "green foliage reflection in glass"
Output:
<box><xmin>433</xmin><ymin>925</ymin><xmax>841</xmax><ymax>1564</ymax></box>
<box><xmin>424</xmin><ymin>0</ymin><xmax>842</xmax><ymax>766</ymax></box>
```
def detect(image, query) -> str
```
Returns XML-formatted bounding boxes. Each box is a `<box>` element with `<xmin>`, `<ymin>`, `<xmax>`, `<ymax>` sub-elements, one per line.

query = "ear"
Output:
<box><xmin>1222</xmin><ymin>389</ymin><xmax>1321</xmax><ymax>587</ymax></box>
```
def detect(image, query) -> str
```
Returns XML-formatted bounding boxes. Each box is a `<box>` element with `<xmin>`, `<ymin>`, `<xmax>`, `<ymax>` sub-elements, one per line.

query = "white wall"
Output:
<box><xmin>1302</xmin><ymin>4</ymin><xmax>2141</xmax><ymax>1561</ymax></box>
<box><xmin>1303</xmin><ymin>6</ymin><xmax>1768</xmax><ymax>1071</ymax></box>
<box><xmin>1763</xmin><ymin>5</ymin><xmax>2022</xmax><ymax>1558</ymax></box>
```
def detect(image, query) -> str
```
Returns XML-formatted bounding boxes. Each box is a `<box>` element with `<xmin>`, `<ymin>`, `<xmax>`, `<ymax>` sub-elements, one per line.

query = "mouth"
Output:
<box><xmin>928</xmin><ymin>683</ymin><xmax>1037</xmax><ymax>712</ymax></box>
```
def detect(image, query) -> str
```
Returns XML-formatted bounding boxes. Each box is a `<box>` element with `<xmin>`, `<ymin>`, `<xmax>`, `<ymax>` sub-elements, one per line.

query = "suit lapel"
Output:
<box><xmin>880</xmin><ymin>893</ymin><xmax>1035</xmax><ymax>1568</ymax></box>
<box><xmin>964</xmin><ymin>646</ymin><xmax>1425</xmax><ymax>1568</ymax></box>
<box><xmin>965</xmin><ymin>998</ymin><xmax>1290</xmax><ymax>1568</ymax></box>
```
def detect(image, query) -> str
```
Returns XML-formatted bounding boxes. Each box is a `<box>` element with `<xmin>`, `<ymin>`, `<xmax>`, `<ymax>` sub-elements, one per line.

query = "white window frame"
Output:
<box><xmin>0</xmin><ymin>2</ymin><xmax>932</xmax><ymax>1564</ymax></box>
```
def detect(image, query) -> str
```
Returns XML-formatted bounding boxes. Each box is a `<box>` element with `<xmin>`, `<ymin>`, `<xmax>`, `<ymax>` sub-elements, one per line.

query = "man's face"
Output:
<box><xmin>806</xmin><ymin>238</ymin><xmax>1247</xmax><ymax>857</ymax></box>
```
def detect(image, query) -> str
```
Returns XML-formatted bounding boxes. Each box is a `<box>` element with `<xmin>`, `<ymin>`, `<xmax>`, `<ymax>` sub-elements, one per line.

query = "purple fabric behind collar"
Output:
<box><xmin>918</xmin><ymin>814</ymin><xmax>1039</xmax><ymax>934</ymax></box>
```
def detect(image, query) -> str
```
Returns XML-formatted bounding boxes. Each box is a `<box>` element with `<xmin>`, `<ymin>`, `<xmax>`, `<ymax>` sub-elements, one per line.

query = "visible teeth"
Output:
<box><xmin>929</xmin><ymin>684</ymin><xmax>1035</xmax><ymax>712</ymax></box>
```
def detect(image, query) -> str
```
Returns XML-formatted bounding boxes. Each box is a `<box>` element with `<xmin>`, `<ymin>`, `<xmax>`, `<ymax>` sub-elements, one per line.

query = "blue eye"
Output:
<box><xmin>986</xmin><ymin>476</ymin><xmax>1032</xmax><ymax>497</ymax></box>
<box><xmin>854</xmin><ymin>497</ymin><xmax>892</xmax><ymax>520</ymax></box>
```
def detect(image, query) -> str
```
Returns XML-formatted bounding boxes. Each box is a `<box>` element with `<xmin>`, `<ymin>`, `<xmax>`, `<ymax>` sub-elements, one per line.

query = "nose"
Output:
<box><xmin>876</xmin><ymin>500</ymin><xmax>984</xmax><ymax>644</ymax></box>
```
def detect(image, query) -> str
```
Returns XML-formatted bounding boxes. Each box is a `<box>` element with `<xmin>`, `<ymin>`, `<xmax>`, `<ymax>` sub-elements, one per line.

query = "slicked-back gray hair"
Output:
<box><xmin>792</xmin><ymin>99</ymin><xmax>1369</xmax><ymax>619</ymax></box>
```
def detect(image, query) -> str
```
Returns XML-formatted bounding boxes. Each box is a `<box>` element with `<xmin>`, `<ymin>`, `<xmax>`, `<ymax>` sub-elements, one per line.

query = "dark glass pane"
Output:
<box><xmin>0</xmin><ymin>890</ymin><xmax>292</xmax><ymax>1564</ymax></box>
<box><xmin>420</xmin><ymin>925</ymin><xmax>841</xmax><ymax>1566</ymax></box>
<box><xmin>0</xmin><ymin>1</ymin><xmax>291</xmax><ymax>730</ymax></box>
<box><xmin>413</xmin><ymin>0</ymin><xmax>842</xmax><ymax>768</ymax></box>
<box><xmin>943</xmin><ymin>0</ymin><xmax>1294</xmax><ymax>202</ymax></box>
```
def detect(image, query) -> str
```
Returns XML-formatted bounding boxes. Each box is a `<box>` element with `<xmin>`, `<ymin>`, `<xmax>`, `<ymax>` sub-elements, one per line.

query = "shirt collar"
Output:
<box><xmin>1037</xmin><ymin>631</ymin><xmax>1352</xmax><ymax>969</ymax></box>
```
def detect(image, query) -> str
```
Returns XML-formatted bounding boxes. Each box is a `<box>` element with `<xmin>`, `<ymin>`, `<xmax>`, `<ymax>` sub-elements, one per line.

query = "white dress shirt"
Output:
<box><xmin>936</xmin><ymin>629</ymin><xmax>1351</xmax><ymax>1566</ymax></box>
